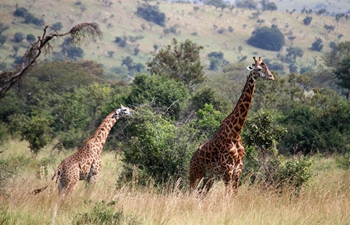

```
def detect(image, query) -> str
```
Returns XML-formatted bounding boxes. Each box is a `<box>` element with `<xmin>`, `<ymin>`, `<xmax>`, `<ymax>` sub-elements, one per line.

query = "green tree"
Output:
<box><xmin>0</xmin><ymin>35</ymin><xmax>7</xmax><ymax>46</ymax></box>
<box><xmin>26</xmin><ymin>33</ymin><xmax>36</xmax><ymax>43</ymax></box>
<box><xmin>9</xmin><ymin>114</ymin><xmax>53</xmax><ymax>154</ymax></box>
<box><xmin>286</xmin><ymin>46</ymin><xmax>304</xmax><ymax>63</ymax></box>
<box><xmin>147</xmin><ymin>38</ymin><xmax>205</xmax><ymax>87</ymax></box>
<box><xmin>0</xmin><ymin>22</ymin><xmax>9</xmax><ymax>35</ymax></box>
<box><xmin>247</xmin><ymin>26</ymin><xmax>285</xmax><ymax>51</ymax></box>
<box><xmin>126</xmin><ymin>73</ymin><xmax>189</xmax><ymax>119</ymax></box>
<box><xmin>191</xmin><ymin>86</ymin><xmax>228</xmax><ymax>112</ymax></box>
<box><xmin>13</xmin><ymin>32</ymin><xmax>24</xmax><ymax>42</ymax></box>
<box><xmin>120</xmin><ymin>106</ymin><xmax>200</xmax><ymax>186</ymax></box>
<box><xmin>136</xmin><ymin>4</ymin><xmax>166</xmax><ymax>27</ymax></box>
<box><xmin>193</xmin><ymin>103</ymin><xmax>225</xmax><ymax>138</ymax></box>
<box><xmin>310</xmin><ymin>38</ymin><xmax>323</xmax><ymax>51</ymax></box>
<box><xmin>334</xmin><ymin>56</ymin><xmax>350</xmax><ymax>97</ymax></box>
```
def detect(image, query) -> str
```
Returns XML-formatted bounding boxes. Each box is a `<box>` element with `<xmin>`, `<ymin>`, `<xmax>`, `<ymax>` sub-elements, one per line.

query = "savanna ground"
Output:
<box><xmin>1</xmin><ymin>140</ymin><xmax>349</xmax><ymax>225</ymax></box>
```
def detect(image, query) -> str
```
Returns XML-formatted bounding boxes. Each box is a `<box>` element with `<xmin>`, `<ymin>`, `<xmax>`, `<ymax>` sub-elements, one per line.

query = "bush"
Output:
<box><xmin>52</xmin><ymin>22</ymin><xmax>63</xmax><ymax>31</ymax></box>
<box><xmin>241</xmin><ymin>111</ymin><xmax>312</xmax><ymax>193</ymax></box>
<box><xmin>126</xmin><ymin>74</ymin><xmax>189</xmax><ymax>119</ymax></box>
<box><xmin>247</xmin><ymin>26</ymin><xmax>285</xmax><ymax>51</ymax></box>
<box><xmin>310</xmin><ymin>38</ymin><xmax>323</xmax><ymax>51</ymax></box>
<box><xmin>26</xmin><ymin>33</ymin><xmax>36</xmax><ymax>42</ymax></box>
<box><xmin>136</xmin><ymin>4</ymin><xmax>166</xmax><ymax>27</ymax></box>
<box><xmin>303</xmin><ymin>16</ymin><xmax>312</xmax><ymax>25</ymax></box>
<box><xmin>0</xmin><ymin>35</ymin><xmax>7</xmax><ymax>46</ymax></box>
<box><xmin>120</xmin><ymin>106</ymin><xmax>200</xmax><ymax>186</ymax></box>
<box><xmin>336</xmin><ymin>154</ymin><xmax>350</xmax><ymax>170</ymax></box>
<box><xmin>73</xmin><ymin>201</ymin><xmax>140</xmax><ymax>225</ymax></box>
<box><xmin>9</xmin><ymin>114</ymin><xmax>53</xmax><ymax>154</ymax></box>
<box><xmin>13</xmin><ymin>32</ymin><xmax>24</xmax><ymax>42</ymax></box>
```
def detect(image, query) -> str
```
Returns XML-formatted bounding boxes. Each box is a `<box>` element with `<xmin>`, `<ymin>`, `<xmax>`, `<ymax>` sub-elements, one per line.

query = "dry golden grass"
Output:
<box><xmin>1</xmin><ymin>140</ymin><xmax>350</xmax><ymax>224</ymax></box>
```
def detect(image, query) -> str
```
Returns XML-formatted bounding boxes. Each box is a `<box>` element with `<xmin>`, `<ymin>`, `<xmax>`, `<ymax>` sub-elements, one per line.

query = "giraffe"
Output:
<box><xmin>33</xmin><ymin>105</ymin><xmax>132</xmax><ymax>195</ymax></box>
<box><xmin>189</xmin><ymin>57</ymin><xmax>274</xmax><ymax>195</ymax></box>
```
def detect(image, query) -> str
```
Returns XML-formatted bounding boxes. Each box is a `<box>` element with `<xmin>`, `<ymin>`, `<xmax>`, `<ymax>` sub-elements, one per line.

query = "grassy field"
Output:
<box><xmin>1</xmin><ymin>139</ymin><xmax>349</xmax><ymax>224</ymax></box>
<box><xmin>1</xmin><ymin>0</ymin><xmax>350</xmax><ymax>75</ymax></box>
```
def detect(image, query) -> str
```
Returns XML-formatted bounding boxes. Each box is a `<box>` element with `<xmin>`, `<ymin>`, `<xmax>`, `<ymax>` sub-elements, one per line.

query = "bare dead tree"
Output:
<box><xmin>0</xmin><ymin>22</ymin><xmax>102</xmax><ymax>99</ymax></box>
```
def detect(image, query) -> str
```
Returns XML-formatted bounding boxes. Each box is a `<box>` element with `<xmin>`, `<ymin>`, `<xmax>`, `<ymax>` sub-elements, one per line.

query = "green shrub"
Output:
<box><xmin>120</xmin><ymin>106</ymin><xmax>201</xmax><ymax>186</ymax></box>
<box><xmin>73</xmin><ymin>201</ymin><xmax>140</xmax><ymax>225</ymax></box>
<box><xmin>336</xmin><ymin>153</ymin><xmax>350</xmax><ymax>170</ymax></box>
<box><xmin>136</xmin><ymin>4</ymin><xmax>166</xmax><ymax>27</ymax></box>
<box><xmin>247</xmin><ymin>26</ymin><xmax>285</xmax><ymax>51</ymax></box>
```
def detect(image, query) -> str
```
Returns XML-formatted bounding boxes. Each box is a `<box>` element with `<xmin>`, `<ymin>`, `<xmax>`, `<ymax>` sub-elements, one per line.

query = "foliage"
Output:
<box><xmin>13</xmin><ymin>32</ymin><xmax>24</xmax><ymax>43</ymax></box>
<box><xmin>241</xmin><ymin>111</ymin><xmax>312</xmax><ymax>193</ymax></box>
<box><xmin>279</xmin><ymin>99</ymin><xmax>350</xmax><ymax>155</ymax></box>
<box><xmin>333</xmin><ymin>56</ymin><xmax>350</xmax><ymax>92</ymax></box>
<box><xmin>286</xmin><ymin>46</ymin><xmax>304</xmax><ymax>63</ymax></box>
<box><xmin>136</xmin><ymin>4</ymin><xmax>166</xmax><ymax>27</ymax></box>
<box><xmin>126</xmin><ymin>73</ymin><xmax>189</xmax><ymax>119</ymax></box>
<box><xmin>192</xmin><ymin>103</ymin><xmax>225</xmax><ymax>138</ymax></box>
<box><xmin>62</xmin><ymin>45</ymin><xmax>84</xmax><ymax>60</ymax></box>
<box><xmin>52</xmin><ymin>22</ymin><xmax>63</xmax><ymax>31</ymax></box>
<box><xmin>120</xmin><ymin>106</ymin><xmax>200</xmax><ymax>186</ymax></box>
<box><xmin>263</xmin><ymin>2</ymin><xmax>277</xmax><ymax>11</ymax></box>
<box><xmin>336</xmin><ymin>153</ymin><xmax>350</xmax><ymax>170</ymax></box>
<box><xmin>310</xmin><ymin>38</ymin><xmax>323</xmax><ymax>51</ymax></box>
<box><xmin>191</xmin><ymin>86</ymin><xmax>228</xmax><ymax>112</ymax></box>
<box><xmin>236</xmin><ymin>0</ymin><xmax>257</xmax><ymax>9</ymax></box>
<box><xmin>26</xmin><ymin>33</ymin><xmax>36</xmax><ymax>42</ymax></box>
<box><xmin>0</xmin><ymin>121</ymin><xmax>8</xmax><ymax>145</ymax></box>
<box><xmin>0</xmin><ymin>156</ymin><xmax>27</xmax><ymax>195</ymax></box>
<box><xmin>0</xmin><ymin>35</ymin><xmax>7</xmax><ymax>46</ymax></box>
<box><xmin>303</xmin><ymin>16</ymin><xmax>312</xmax><ymax>25</ymax></box>
<box><xmin>13</xmin><ymin>7</ymin><xmax>44</xmax><ymax>26</ymax></box>
<box><xmin>9</xmin><ymin>114</ymin><xmax>53</xmax><ymax>154</ymax></box>
<box><xmin>0</xmin><ymin>22</ymin><xmax>9</xmax><ymax>35</ymax></box>
<box><xmin>147</xmin><ymin>38</ymin><xmax>205</xmax><ymax>87</ymax></box>
<box><xmin>73</xmin><ymin>201</ymin><xmax>140</xmax><ymax>225</ymax></box>
<box><xmin>204</xmin><ymin>0</ymin><xmax>227</xmax><ymax>9</ymax></box>
<box><xmin>247</xmin><ymin>26</ymin><xmax>285</xmax><ymax>51</ymax></box>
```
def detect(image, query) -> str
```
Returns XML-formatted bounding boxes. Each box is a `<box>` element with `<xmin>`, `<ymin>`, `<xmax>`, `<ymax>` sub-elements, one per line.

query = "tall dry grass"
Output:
<box><xmin>1</xmin><ymin>140</ymin><xmax>350</xmax><ymax>224</ymax></box>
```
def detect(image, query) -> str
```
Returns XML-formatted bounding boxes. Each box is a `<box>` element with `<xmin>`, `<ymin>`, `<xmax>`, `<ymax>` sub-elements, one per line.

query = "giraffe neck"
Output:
<box><xmin>216</xmin><ymin>74</ymin><xmax>256</xmax><ymax>140</ymax></box>
<box><xmin>83</xmin><ymin>110</ymin><xmax>118</xmax><ymax>155</ymax></box>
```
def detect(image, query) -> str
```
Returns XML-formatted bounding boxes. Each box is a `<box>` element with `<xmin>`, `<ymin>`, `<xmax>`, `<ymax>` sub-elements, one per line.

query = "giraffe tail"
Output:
<box><xmin>32</xmin><ymin>168</ymin><xmax>61</xmax><ymax>195</ymax></box>
<box><xmin>32</xmin><ymin>185</ymin><xmax>49</xmax><ymax>195</ymax></box>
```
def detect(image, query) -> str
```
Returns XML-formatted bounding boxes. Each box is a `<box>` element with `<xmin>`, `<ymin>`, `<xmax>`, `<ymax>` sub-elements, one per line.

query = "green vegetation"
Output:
<box><xmin>247</xmin><ymin>26</ymin><xmax>285</xmax><ymax>51</ymax></box>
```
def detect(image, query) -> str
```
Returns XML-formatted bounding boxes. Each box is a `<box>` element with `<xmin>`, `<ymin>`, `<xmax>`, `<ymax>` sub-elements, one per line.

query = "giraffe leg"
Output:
<box><xmin>87</xmin><ymin>160</ymin><xmax>101</xmax><ymax>185</ymax></box>
<box><xmin>189</xmin><ymin>163</ymin><xmax>204</xmax><ymax>194</ymax></box>
<box><xmin>231</xmin><ymin>161</ymin><xmax>244</xmax><ymax>194</ymax></box>
<box><xmin>59</xmin><ymin>167</ymin><xmax>79</xmax><ymax>195</ymax></box>
<box><xmin>222</xmin><ymin>165</ymin><xmax>234</xmax><ymax>194</ymax></box>
<box><xmin>199</xmin><ymin>175</ymin><xmax>215</xmax><ymax>194</ymax></box>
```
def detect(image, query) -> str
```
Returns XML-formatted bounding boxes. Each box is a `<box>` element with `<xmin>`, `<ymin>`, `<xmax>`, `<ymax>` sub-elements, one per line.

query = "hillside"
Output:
<box><xmin>0</xmin><ymin>0</ymin><xmax>350</xmax><ymax>78</ymax></box>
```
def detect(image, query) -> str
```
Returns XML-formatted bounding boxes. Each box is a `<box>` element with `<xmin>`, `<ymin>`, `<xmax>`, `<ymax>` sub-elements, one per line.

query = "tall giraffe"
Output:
<box><xmin>33</xmin><ymin>105</ymin><xmax>132</xmax><ymax>195</ymax></box>
<box><xmin>189</xmin><ymin>57</ymin><xmax>274</xmax><ymax>194</ymax></box>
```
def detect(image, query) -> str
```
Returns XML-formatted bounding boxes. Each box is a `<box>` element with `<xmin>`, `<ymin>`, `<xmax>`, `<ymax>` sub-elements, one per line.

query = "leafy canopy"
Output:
<box><xmin>147</xmin><ymin>38</ymin><xmax>205</xmax><ymax>87</ymax></box>
<box><xmin>247</xmin><ymin>26</ymin><xmax>285</xmax><ymax>51</ymax></box>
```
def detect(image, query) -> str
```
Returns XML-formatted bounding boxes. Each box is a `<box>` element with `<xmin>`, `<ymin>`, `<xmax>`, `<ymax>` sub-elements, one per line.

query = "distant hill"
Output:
<box><xmin>0</xmin><ymin>0</ymin><xmax>349</xmax><ymax>80</ymax></box>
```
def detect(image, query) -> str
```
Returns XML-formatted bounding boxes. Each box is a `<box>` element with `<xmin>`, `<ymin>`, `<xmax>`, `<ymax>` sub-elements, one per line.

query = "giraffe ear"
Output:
<box><xmin>247</xmin><ymin>66</ymin><xmax>254</xmax><ymax>71</ymax></box>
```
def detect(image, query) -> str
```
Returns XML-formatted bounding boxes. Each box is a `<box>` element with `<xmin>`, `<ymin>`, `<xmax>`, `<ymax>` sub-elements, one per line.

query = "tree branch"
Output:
<box><xmin>0</xmin><ymin>23</ymin><xmax>102</xmax><ymax>99</ymax></box>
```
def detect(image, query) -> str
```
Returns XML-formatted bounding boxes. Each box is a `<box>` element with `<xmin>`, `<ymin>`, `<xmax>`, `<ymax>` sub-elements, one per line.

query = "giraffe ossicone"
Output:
<box><xmin>33</xmin><ymin>105</ymin><xmax>132</xmax><ymax>195</ymax></box>
<box><xmin>189</xmin><ymin>56</ymin><xmax>274</xmax><ymax>195</ymax></box>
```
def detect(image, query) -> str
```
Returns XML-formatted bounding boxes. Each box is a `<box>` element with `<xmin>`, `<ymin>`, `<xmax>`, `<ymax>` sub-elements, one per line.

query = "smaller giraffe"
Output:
<box><xmin>189</xmin><ymin>57</ymin><xmax>274</xmax><ymax>195</ymax></box>
<box><xmin>33</xmin><ymin>105</ymin><xmax>132</xmax><ymax>195</ymax></box>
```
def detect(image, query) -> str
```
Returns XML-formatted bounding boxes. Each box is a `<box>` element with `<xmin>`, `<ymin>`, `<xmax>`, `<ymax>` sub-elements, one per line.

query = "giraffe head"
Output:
<box><xmin>115</xmin><ymin>104</ymin><xmax>132</xmax><ymax>119</ymax></box>
<box><xmin>246</xmin><ymin>56</ymin><xmax>274</xmax><ymax>81</ymax></box>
